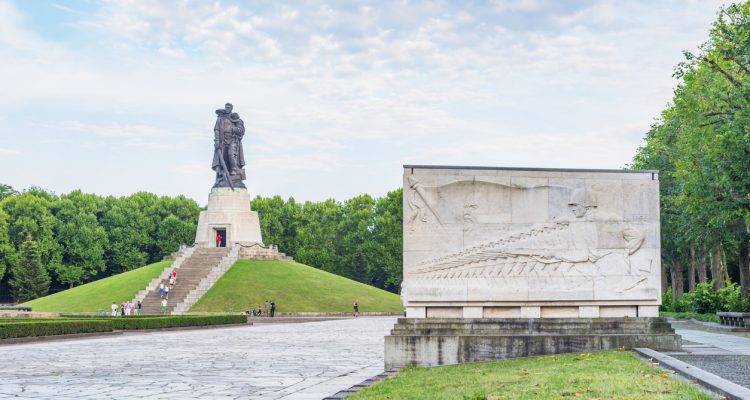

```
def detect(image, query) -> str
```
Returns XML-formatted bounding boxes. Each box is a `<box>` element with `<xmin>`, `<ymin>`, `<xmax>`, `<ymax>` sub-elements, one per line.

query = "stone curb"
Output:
<box><xmin>0</xmin><ymin>322</ymin><xmax>252</xmax><ymax>346</ymax></box>
<box><xmin>323</xmin><ymin>368</ymin><xmax>400</xmax><ymax>399</ymax></box>
<box><xmin>634</xmin><ymin>347</ymin><xmax>750</xmax><ymax>400</ymax></box>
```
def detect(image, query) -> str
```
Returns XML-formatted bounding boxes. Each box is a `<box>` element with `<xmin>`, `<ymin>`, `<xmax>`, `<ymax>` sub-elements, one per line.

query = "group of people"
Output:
<box><xmin>247</xmin><ymin>300</ymin><xmax>276</xmax><ymax>317</ymax></box>
<box><xmin>111</xmin><ymin>300</ymin><xmax>142</xmax><ymax>316</ymax></box>
<box><xmin>158</xmin><ymin>269</ymin><xmax>178</xmax><ymax>314</ymax></box>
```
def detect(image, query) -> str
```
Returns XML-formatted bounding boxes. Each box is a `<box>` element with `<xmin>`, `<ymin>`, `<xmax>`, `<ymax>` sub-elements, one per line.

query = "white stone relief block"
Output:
<box><xmin>402</xmin><ymin>167</ymin><xmax>661</xmax><ymax>316</ymax></box>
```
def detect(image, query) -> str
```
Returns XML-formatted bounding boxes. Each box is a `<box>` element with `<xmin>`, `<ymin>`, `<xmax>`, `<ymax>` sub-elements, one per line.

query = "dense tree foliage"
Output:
<box><xmin>252</xmin><ymin>189</ymin><xmax>403</xmax><ymax>293</ymax></box>
<box><xmin>0</xmin><ymin>183</ymin><xmax>403</xmax><ymax>302</ymax></box>
<box><xmin>633</xmin><ymin>2</ymin><xmax>750</xmax><ymax>309</ymax></box>
<box><xmin>9</xmin><ymin>235</ymin><xmax>50</xmax><ymax>303</ymax></box>
<box><xmin>0</xmin><ymin>185</ymin><xmax>202</xmax><ymax>302</ymax></box>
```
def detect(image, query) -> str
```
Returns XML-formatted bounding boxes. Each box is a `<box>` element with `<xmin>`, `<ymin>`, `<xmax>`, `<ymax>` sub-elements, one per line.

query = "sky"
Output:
<box><xmin>0</xmin><ymin>0</ymin><xmax>728</xmax><ymax>205</ymax></box>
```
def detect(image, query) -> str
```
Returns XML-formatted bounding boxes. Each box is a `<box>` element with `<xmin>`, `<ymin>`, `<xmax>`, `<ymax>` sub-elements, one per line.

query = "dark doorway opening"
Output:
<box><xmin>215</xmin><ymin>228</ymin><xmax>227</xmax><ymax>247</ymax></box>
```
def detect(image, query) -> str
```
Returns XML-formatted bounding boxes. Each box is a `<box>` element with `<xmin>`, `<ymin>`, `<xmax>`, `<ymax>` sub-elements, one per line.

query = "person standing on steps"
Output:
<box><xmin>161</xmin><ymin>298</ymin><xmax>168</xmax><ymax>315</ymax></box>
<box><xmin>137</xmin><ymin>300</ymin><xmax>142</xmax><ymax>316</ymax></box>
<box><xmin>216</xmin><ymin>233</ymin><xmax>222</xmax><ymax>248</ymax></box>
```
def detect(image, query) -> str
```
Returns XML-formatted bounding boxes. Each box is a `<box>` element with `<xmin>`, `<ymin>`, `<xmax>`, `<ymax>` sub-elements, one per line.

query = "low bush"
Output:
<box><xmin>107</xmin><ymin>315</ymin><xmax>246</xmax><ymax>330</ymax></box>
<box><xmin>659</xmin><ymin>311</ymin><xmax>720</xmax><ymax>323</ymax></box>
<box><xmin>0</xmin><ymin>315</ymin><xmax>246</xmax><ymax>339</ymax></box>
<box><xmin>0</xmin><ymin>320</ymin><xmax>113</xmax><ymax>339</ymax></box>
<box><xmin>665</xmin><ymin>280</ymin><xmax>750</xmax><ymax>314</ymax></box>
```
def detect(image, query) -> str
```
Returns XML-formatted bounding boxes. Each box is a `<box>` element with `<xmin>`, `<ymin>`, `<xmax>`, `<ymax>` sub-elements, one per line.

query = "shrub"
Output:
<box><xmin>660</xmin><ymin>288</ymin><xmax>673</xmax><ymax>312</ymax></box>
<box><xmin>0</xmin><ymin>320</ymin><xmax>113</xmax><ymax>339</ymax></box>
<box><xmin>716</xmin><ymin>282</ymin><xmax>749</xmax><ymax>312</ymax></box>
<box><xmin>107</xmin><ymin>315</ymin><xmax>246</xmax><ymax>330</ymax></box>
<box><xmin>681</xmin><ymin>281</ymin><xmax>720</xmax><ymax>314</ymax></box>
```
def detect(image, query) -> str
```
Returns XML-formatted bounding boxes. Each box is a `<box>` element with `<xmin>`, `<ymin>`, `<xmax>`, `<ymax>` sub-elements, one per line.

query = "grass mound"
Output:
<box><xmin>351</xmin><ymin>350</ymin><xmax>709</xmax><ymax>400</ymax></box>
<box><xmin>190</xmin><ymin>260</ymin><xmax>403</xmax><ymax>313</ymax></box>
<box><xmin>23</xmin><ymin>261</ymin><xmax>171</xmax><ymax>313</ymax></box>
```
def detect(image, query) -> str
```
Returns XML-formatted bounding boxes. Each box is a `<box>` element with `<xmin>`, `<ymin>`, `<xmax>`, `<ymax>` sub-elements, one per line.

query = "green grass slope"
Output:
<box><xmin>190</xmin><ymin>260</ymin><xmax>403</xmax><ymax>313</ymax></box>
<box><xmin>23</xmin><ymin>261</ymin><xmax>171</xmax><ymax>313</ymax></box>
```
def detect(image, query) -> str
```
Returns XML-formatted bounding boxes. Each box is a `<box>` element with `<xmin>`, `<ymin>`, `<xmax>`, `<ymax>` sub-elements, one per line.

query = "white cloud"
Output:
<box><xmin>0</xmin><ymin>148</ymin><xmax>20</xmax><ymax>156</ymax></box>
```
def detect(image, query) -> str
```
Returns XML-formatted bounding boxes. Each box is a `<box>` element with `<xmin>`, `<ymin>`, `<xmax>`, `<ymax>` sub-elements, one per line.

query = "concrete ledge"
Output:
<box><xmin>634</xmin><ymin>348</ymin><xmax>750</xmax><ymax>400</ymax></box>
<box><xmin>385</xmin><ymin>318</ymin><xmax>681</xmax><ymax>368</ymax></box>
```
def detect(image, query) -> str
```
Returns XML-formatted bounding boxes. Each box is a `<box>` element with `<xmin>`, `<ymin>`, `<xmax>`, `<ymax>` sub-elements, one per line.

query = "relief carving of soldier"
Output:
<box><xmin>212</xmin><ymin>102</ymin><xmax>246</xmax><ymax>189</ymax></box>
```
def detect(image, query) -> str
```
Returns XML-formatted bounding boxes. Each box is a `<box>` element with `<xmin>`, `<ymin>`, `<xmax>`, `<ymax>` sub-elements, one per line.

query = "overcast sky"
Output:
<box><xmin>0</xmin><ymin>0</ymin><xmax>727</xmax><ymax>205</ymax></box>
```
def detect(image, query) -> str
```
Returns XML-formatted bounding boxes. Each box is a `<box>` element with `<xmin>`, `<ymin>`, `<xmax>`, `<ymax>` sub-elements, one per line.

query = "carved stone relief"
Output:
<box><xmin>403</xmin><ymin>167</ymin><xmax>661</xmax><ymax>306</ymax></box>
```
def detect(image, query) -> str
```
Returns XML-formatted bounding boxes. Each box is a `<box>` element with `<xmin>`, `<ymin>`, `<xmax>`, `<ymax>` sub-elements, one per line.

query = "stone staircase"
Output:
<box><xmin>132</xmin><ymin>246</ymin><xmax>195</xmax><ymax>307</ymax></box>
<box><xmin>140</xmin><ymin>247</ymin><xmax>231</xmax><ymax>315</ymax></box>
<box><xmin>172</xmin><ymin>245</ymin><xmax>240</xmax><ymax>314</ymax></box>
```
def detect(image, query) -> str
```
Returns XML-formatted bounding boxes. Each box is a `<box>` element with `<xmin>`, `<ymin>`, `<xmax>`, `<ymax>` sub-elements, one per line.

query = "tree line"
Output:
<box><xmin>0</xmin><ymin>183</ymin><xmax>403</xmax><ymax>302</ymax></box>
<box><xmin>632</xmin><ymin>2</ymin><xmax>750</xmax><ymax>311</ymax></box>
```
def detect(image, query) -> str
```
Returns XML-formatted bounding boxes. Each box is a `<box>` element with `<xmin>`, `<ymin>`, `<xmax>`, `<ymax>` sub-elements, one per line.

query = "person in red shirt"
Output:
<box><xmin>216</xmin><ymin>233</ymin><xmax>223</xmax><ymax>247</ymax></box>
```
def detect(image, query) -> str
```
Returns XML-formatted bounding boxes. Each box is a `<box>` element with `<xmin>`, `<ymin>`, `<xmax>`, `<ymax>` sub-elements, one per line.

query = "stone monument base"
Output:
<box><xmin>195</xmin><ymin>187</ymin><xmax>263</xmax><ymax>247</ymax></box>
<box><xmin>384</xmin><ymin>317</ymin><xmax>681</xmax><ymax>368</ymax></box>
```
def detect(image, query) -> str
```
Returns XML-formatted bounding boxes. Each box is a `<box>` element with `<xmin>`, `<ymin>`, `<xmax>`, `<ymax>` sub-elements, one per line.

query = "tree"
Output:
<box><xmin>9</xmin><ymin>235</ymin><xmax>50</xmax><ymax>302</ymax></box>
<box><xmin>156</xmin><ymin>215</ymin><xmax>195</xmax><ymax>258</ymax></box>
<box><xmin>54</xmin><ymin>191</ymin><xmax>108</xmax><ymax>287</ymax></box>
<box><xmin>0</xmin><ymin>208</ymin><xmax>15</xmax><ymax>283</ymax></box>
<box><xmin>1</xmin><ymin>192</ymin><xmax>62</xmax><ymax>278</ymax></box>
<box><xmin>0</xmin><ymin>184</ymin><xmax>18</xmax><ymax>202</ymax></box>
<box><xmin>633</xmin><ymin>1</ymin><xmax>750</xmax><ymax>302</ymax></box>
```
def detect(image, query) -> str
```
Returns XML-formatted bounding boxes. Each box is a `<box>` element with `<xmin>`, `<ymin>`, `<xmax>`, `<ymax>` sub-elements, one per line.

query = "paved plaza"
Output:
<box><xmin>0</xmin><ymin>317</ymin><xmax>397</xmax><ymax>399</ymax></box>
<box><xmin>671</xmin><ymin>326</ymin><xmax>750</xmax><ymax>389</ymax></box>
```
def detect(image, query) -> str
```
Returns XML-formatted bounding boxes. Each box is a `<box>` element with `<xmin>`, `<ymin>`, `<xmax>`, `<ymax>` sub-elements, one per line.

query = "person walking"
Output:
<box><xmin>159</xmin><ymin>282</ymin><xmax>165</xmax><ymax>299</ymax></box>
<box><xmin>137</xmin><ymin>300</ymin><xmax>142</xmax><ymax>316</ymax></box>
<box><xmin>353</xmin><ymin>300</ymin><xmax>359</xmax><ymax>317</ymax></box>
<box><xmin>270</xmin><ymin>301</ymin><xmax>276</xmax><ymax>317</ymax></box>
<box><xmin>169</xmin><ymin>275</ymin><xmax>175</xmax><ymax>291</ymax></box>
<box><xmin>263</xmin><ymin>300</ymin><xmax>269</xmax><ymax>317</ymax></box>
<box><xmin>121</xmin><ymin>301</ymin><xmax>125</xmax><ymax>316</ymax></box>
<box><xmin>161</xmin><ymin>298</ymin><xmax>168</xmax><ymax>315</ymax></box>
<box><xmin>164</xmin><ymin>284</ymin><xmax>170</xmax><ymax>300</ymax></box>
<box><xmin>111</xmin><ymin>302</ymin><xmax>117</xmax><ymax>317</ymax></box>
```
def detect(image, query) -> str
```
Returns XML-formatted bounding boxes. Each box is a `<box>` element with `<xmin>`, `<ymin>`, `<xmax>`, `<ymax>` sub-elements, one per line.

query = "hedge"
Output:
<box><xmin>0</xmin><ymin>315</ymin><xmax>247</xmax><ymax>339</ymax></box>
<box><xmin>0</xmin><ymin>320</ymin><xmax>113</xmax><ymax>339</ymax></box>
<box><xmin>107</xmin><ymin>315</ymin><xmax>246</xmax><ymax>330</ymax></box>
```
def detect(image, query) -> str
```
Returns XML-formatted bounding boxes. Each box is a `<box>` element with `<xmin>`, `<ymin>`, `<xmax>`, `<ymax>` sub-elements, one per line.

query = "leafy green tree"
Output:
<box><xmin>0</xmin><ymin>184</ymin><xmax>18</xmax><ymax>202</ymax></box>
<box><xmin>1</xmin><ymin>192</ymin><xmax>62</xmax><ymax>277</ymax></box>
<box><xmin>54</xmin><ymin>191</ymin><xmax>108</xmax><ymax>287</ymax></box>
<box><xmin>0</xmin><ymin>208</ymin><xmax>16</xmax><ymax>283</ymax></box>
<box><xmin>633</xmin><ymin>1</ymin><xmax>750</xmax><ymax>299</ymax></box>
<box><xmin>156</xmin><ymin>214</ymin><xmax>195</xmax><ymax>258</ymax></box>
<box><xmin>9</xmin><ymin>235</ymin><xmax>50</xmax><ymax>302</ymax></box>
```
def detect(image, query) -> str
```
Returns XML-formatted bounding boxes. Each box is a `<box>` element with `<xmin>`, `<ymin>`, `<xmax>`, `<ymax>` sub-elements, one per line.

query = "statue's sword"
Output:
<box><xmin>217</xmin><ymin>145</ymin><xmax>235</xmax><ymax>191</ymax></box>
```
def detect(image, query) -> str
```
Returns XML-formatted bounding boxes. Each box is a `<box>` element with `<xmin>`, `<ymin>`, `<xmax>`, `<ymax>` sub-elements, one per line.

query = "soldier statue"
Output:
<box><xmin>212</xmin><ymin>102</ymin><xmax>246</xmax><ymax>189</ymax></box>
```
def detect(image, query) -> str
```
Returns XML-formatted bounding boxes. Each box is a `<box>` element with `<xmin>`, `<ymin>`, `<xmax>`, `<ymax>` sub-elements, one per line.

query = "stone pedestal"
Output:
<box><xmin>195</xmin><ymin>188</ymin><xmax>263</xmax><ymax>247</ymax></box>
<box><xmin>384</xmin><ymin>317</ymin><xmax>681</xmax><ymax>368</ymax></box>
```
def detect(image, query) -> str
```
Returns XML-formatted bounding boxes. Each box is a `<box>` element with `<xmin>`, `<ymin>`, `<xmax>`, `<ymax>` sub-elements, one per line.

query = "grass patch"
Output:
<box><xmin>660</xmin><ymin>312</ymin><xmax>719</xmax><ymax>323</ymax></box>
<box><xmin>23</xmin><ymin>261</ymin><xmax>171</xmax><ymax>313</ymax></box>
<box><xmin>351</xmin><ymin>351</ymin><xmax>710</xmax><ymax>400</ymax></box>
<box><xmin>190</xmin><ymin>260</ymin><xmax>403</xmax><ymax>313</ymax></box>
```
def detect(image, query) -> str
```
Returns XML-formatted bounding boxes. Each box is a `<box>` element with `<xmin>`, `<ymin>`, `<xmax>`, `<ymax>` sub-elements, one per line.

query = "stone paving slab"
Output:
<box><xmin>675</xmin><ymin>328</ymin><xmax>750</xmax><ymax>356</ymax></box>
<box><xmin>0</xmin><ymin>317</ymin><xmax>398</xmax><ymax>399</ymax></box>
